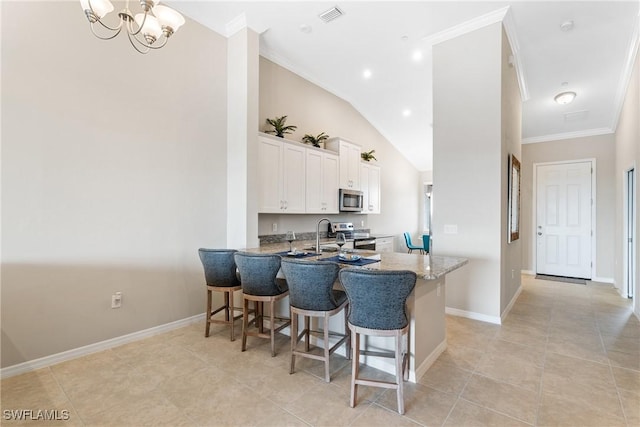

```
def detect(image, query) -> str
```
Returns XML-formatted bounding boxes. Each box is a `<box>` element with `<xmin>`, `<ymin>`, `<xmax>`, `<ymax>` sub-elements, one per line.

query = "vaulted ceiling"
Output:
<box><xmin>169</xmin><ymin>1</ymin><xmax>640</xmax><ymax>171</ymax></box>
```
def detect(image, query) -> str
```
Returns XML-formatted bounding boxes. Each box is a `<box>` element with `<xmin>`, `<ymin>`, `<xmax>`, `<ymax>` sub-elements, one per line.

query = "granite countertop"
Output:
<box><xmin>242</xmin><ymin>242</ymin><xmax>467</xmax><ymax>281</ymax></box>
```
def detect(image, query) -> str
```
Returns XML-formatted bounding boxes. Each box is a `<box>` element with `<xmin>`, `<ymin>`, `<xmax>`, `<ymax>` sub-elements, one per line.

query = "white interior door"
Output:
<box><xmin>536</xmin><ymin>161</ymin><xmax>593</xmax><ymax>279</ymax></box>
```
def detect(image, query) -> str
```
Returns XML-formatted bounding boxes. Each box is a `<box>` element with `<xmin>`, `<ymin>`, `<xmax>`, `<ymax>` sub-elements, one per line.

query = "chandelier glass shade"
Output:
<box><xmin>80</xmin><ymin>0</ymin><xmax>185</xmax><ymax>53</ymax></box>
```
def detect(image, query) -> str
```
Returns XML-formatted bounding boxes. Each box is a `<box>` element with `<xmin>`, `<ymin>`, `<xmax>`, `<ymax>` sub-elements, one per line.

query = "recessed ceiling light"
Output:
<box><xmin>412</xmin><ymin>50</ymin><xmax>423</xmax><ymax>62</ymax></box>
<box><xmin>299</xmin><ymin>24</ymin><xmax>312</xmax><ymax>34</ymax></box>
<box><xmin>560</xmin><ymin>20</ymin><xmax>574</xmax><ymax>32</ymax></box>
<box><xmin>363</xmin><ymin>69</ymin><xmax>372</xmax><ymax>79</ymax></box>
<box><xmin>554</xmin><ymin>91</ymin><xmax>577</xmax><ymax>105</ymax></box>
<box><xmin>402</xmin><ymin>109</ymin><xmax>412</xmax><ymax>117</ymax></box>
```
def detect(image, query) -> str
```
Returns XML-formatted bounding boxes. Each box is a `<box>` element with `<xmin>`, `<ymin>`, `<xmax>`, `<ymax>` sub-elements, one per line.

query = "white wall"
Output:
<box><xmin>257</xmin><ymin>57</ymin><xmax>421</xmax><ymax>246</ymax></box>
<box><xmin>1</xmin><ymin>2</ymin><xmax>228</xmax><ymax>367</ymax></box>
<box><xmin>432</xmin><ymin>23</ymin><xmax>522</xmax><ymax>321</ymax></box>
<box><xmin>614</xmin><ymin>29</ymin><xmax>639</xmax><ymax>314</ymax></box>
<box><xmin>521</xmin><ymin>134</ymin><xmax>616</xmax><ymax>281</ymax></box>
<box><xmin>433</xmin><ymin>23</ymin><xmax>504</xmax><ymax>320</ymax></box>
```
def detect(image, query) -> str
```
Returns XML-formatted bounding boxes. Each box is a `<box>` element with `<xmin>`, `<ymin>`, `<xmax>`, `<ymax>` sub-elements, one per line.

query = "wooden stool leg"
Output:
<box><xmin>290</xmin><ymin>309</ymin><xmax>297</xmax><ymax>374</ymax></box>
<box><xmin>344</xmin><ymin>306</ymin><xmax>351</xmax><ymax>360</ymax></box>
<box><xmin>229</xmin><ymin>290</ymin><xmax>235</xmax><ymax>341</ymax></box>
<box><xmin>396</xmin><ymin>330</ymin><xmax>404</xmax><ymax>415</ymax></box>
<box><xmin>324</xmin><ymin>313</ymin><xmax>330</xmax><ymax>382</ymax></box>
<box><xmin>270</xmin><ymin>299</ymin><xmax>276</xmax><ymax>357</ymax></box>
<box><xmin>205</xmin><ymin>288</ymin><xmax>212</xmax><ymax>337</ymax></box>
<box><xmin>304</xmin><ymin>316</ymin><xmax>310</xmax><ymax>352</ymax></box>
<box><xmin>350</xmin><ymin>329</ymin><xmax>359</xmax><ymax>408</ymax></box>
<box><xmin>224</xmin><ymin>291</ymin><xmax>230</xmax><ymax>322</ymax></box>
<box><xmin>242</xmin><ymin>297</ymin><xmax>249</xmax><ymax>352</ymax></box>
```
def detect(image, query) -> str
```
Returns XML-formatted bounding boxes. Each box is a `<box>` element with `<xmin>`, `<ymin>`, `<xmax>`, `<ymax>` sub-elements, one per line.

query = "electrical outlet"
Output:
<box><xmin>111</xmin><ymin>292</ymin><xmax>122</xmax><ymax>309</ymax></box>
<box><xmin>272</xmin><ymin>223</ymin><xmax>278</xmax><ymax>232</ymax></box>
<box><xmin>360</xmin><ymin>220</ymin><xmax>365</xmax><ymax>227</ymax></box>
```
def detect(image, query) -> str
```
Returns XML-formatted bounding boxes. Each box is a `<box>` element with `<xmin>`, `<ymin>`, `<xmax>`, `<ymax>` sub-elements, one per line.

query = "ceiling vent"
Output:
<box><xmin>319</xmin><ymin>6</ymin><xmax>344</xmax><ymax>23</ymax></box>
<box><xmin>564</xmin><ymin>110</ymin><xmax>589</xmax><ymax>122</ymax></box>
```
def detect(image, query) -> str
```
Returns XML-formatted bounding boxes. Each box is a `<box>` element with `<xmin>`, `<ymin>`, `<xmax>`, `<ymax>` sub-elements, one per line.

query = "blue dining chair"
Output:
<box><xmin>403</xmin><ymin>232</ymin><xmax>424</xmax><ymax>254</ymax></box>
<box><xmin>422</xmin><ymin>235</ymin><xmax>430</xmax><ymax>254</ymax></box>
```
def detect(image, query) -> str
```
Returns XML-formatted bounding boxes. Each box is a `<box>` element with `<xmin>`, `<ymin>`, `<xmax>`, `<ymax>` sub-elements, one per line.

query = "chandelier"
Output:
<box><xmin>80</xmin><ymin>0</ymin><xmax>185</xmax><ymax>54</ymax></box>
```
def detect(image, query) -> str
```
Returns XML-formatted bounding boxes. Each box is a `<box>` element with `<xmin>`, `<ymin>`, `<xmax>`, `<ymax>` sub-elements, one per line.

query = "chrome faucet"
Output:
<box><xmin>316</xmin><ymin>217</ymin><xmax>331</xmax><ymax>254</ymax></box>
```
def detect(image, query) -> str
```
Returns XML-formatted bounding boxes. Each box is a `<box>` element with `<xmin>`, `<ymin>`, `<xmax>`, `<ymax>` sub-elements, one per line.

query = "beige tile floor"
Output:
<box><xmin>2</xmin><ymin>275</ymin><xmax>639</xmax><ymax>426</ymax></box>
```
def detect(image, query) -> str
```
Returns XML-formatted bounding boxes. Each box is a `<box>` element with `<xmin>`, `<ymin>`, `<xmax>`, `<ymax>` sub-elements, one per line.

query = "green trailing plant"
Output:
<box><xmin>361</xmin><ymin>150</ymin><xmax>377</xmax><ymax>162</ymax></box>
<box><xmin>302</xmin><ymin>132</ymin><xmax>330</xmax><ymax>148</ymax></box>
<box><xmin>265</xmin><ymin>115</ymin><xmax>297</xmax><ymax>137</ymax></box>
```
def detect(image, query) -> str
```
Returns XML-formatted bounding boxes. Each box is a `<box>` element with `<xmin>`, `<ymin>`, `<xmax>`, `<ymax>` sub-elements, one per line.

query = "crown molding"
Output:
<box><xmin>610</xmin><ymin>11</ymin><xmax>640</xmax><ymax>132</ymax></box>
<box><xmin>502</xmin><ymin>7</ymin><xmax>530</xmax><ymax>102</ymax></box>
<box><xmin>422</xmin><ymin>6</ymin><xmax>510</xmax><ymax>46</ymax></box>
<box><xmin>522</xmin><ymin>127</ymin><xmax>614</xmax><ymax>145</ymax></box>
<box><xmin>224</xmin><ymin>13</ymin><xmax>247</xmax><ymax>37</ymax></box>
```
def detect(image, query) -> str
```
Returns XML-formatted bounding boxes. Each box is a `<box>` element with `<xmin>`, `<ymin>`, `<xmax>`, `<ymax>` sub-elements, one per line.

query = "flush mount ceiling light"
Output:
<box><xmin>554</xmin><ymin>91</ymin><xmax>577</xmax><ymax>105</ymax></box>
<box><xmin>560</xmin><ymin>20</ymin><xmax>575</xmax><ymax>32</ymax></box>
<box><xmin>363</xmin><ymin>69</ymin><xmax>372</xmax><ymax>79</ymax></box>
<box><xmin>80</xmin><ymin>0</ymin><xmax>185</xmax><ymax>54</ymax></box>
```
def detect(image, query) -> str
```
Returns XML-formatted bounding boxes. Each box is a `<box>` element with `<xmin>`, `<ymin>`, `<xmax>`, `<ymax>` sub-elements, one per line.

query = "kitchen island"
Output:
<box><xmin>244</xmin><ymin>242</ymin><xmax>467</xmax><ymax>382</ymax></box>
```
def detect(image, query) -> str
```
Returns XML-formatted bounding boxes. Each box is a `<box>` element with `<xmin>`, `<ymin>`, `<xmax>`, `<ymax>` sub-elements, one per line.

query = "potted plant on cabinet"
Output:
<box><xmin>361</xmin><ymin>150</ymin><xmax>377</xmax><ymax>162</ymax></box>
<box><xmin>265</xmin><ymin>115</ymin><xmax>297</xmax><ymax>138</ymax></box>
<box><xmin>302</xmin><ymin>132</ymin><xmax>330</xmax><ymax>148</ymax></box>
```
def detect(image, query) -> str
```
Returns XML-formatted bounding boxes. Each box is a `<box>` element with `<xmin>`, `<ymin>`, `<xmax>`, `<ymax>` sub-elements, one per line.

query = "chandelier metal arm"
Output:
<box><xmin>89</xmin><ymin>22</ymin><xmax>123</xmax><ymax>40</ymax></box>
<box><xmin>124</xmin><ymin>31</ymin><xmax>152</xmax><ymax>54</ymax></box>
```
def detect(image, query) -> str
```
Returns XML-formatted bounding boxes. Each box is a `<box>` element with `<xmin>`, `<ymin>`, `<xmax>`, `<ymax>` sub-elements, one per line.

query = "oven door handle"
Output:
<box><xmin>354</xmin><ymin>239</ymin><xmax>376</xmax><ymax>246</ymax></box>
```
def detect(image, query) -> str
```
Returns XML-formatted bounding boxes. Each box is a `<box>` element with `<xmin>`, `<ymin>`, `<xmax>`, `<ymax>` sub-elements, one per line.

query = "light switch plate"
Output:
<box><xmin>444</xmin><ymin>224</ymin><xmax>458</xmax><ymax>234</ymax></box>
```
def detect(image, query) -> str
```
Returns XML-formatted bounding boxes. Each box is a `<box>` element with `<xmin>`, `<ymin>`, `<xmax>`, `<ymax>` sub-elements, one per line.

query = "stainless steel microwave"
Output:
<box><xmin>339</xmin><ymin>189</ymin><xmax>363</xmax><ymax>212</ymax></box>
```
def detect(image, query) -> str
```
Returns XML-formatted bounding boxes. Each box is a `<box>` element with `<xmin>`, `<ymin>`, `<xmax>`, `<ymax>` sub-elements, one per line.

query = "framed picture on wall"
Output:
<box><xmin>508</xmin><ymin>154</ymin><xmax>521</xmax><ymax>243</ymax></box>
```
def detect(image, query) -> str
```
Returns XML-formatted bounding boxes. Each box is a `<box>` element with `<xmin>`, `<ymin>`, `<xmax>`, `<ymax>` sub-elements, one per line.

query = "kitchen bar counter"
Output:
<box><xmin>241</xmin><ymin>242</ymin><xmax>467</xmax><ymax>382</ymax></box>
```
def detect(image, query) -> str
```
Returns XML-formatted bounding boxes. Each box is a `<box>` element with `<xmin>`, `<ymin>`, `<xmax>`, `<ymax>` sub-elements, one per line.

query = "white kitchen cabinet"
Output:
<box><xmin>360</xmin><ymin>162</ymin><xmax>381</xmax><ymax>214</ymax></box>
<box><xmin>375</xmin><ymin>236</ymin><xmax>394</xmax><ymax>253</ymax></box>
<box><xmin>325</xmin><ymin>138</ymin><xmax>361</xmax><ymax>190</ymax></box>
<box><xmin>306</xmin><ymin>149</ymin><xmax>339</xmax><ymax>214</ymax></box>
<box><xmin>258</xmin><ymin>135</ymin><xmax>306</xmax><ymax>213</ymax></box>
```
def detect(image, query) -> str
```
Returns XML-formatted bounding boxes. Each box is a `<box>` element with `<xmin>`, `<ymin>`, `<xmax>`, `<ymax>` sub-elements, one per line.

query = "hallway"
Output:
<box><xmin>2</xmin><ymin>275</ymin><xmax>639</xmax><ymax>426</ymax></box>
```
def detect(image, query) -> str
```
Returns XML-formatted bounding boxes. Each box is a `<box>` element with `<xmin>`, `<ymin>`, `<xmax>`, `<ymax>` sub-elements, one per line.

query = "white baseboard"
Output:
<box><xmin>521</xmin><ymin>270</ymin><xmax>535</xmax><ymax>276</ymax></box>
<box><xmin>1</xmin><ymin>314</ymin><xmax>204</xmax><ymax>379</ymax></box>
<box><xmin>591</xmin><ymin>276</ymin><xmax>615</xmax><ymax>284</ymax></box>
<box><xmin>412</xmin><ymin>340</ymin><xmax>447</xmax><ymax>383</ymax></box>
<box><xmin>501</xmin><ymin>285</ymin><xmax>523</xmax><ymax>323</ymax></box>
<box><xmin>445</xmin><ymin>307</ymin><xmax>501</xmax><ymax>325</ymax></box>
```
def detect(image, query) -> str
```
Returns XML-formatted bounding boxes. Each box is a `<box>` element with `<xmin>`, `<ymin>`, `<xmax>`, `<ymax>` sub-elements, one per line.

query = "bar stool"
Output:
<box><xmin>198</xmin><ymin>248</ymin><xmax>243</xmax><ymax>341</ymax></box>
<box><xmin>280</xmin><ymin>258</ymin><xmax>351</xmax><ymax>382</ymax></box>
<box><xmin>234</xmin><ymin>252</ymin><xmax>290</xmax><ymax>356</ymax></box>
<box><xmin>339</xmin><ymin>268</ymin><xmax>417</xmax><ymax>415</ymax></box>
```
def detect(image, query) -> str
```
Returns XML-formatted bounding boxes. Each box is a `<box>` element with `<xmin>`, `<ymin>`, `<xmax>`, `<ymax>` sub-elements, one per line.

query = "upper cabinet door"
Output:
<box><xmin>361</xmin><ymin>162</ymin><xmax>381</xmax><ymax>214</ymax></box>
<box><xmin>326</xmin><ymin>138</ymin><xmax>361</xmax><ymax>190</ymax></box>
<box><xmin>306</xmin><ymin>150</ymin><xmax>339</xmax><ymax>214</ymax></box>
<box><xmin>322</xmin><ymin>152</ymin><xmax>340</xmax><ymax>213</ymax></box>
<box><xmin>258</xmin><ymin>137</ymin><xmax>284</xmax><ymax>213</ymax></box>
<box><xmin>281</xmin><ymin>143</ymin><xmax>306</xmax><ymax>213</ymax></box>
<box><xmin>257</xmin><ymin>135</ymin><xmax>305</xmax><ymax>213</ymax></box>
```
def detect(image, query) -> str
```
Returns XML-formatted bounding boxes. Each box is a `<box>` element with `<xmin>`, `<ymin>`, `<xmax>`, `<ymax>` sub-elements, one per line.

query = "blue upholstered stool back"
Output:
<box><xmin>281</xmin><ymin>259</ymin><xmax>344</xmax><ymax>311</ymax></box>
<box><xmin>198</xmin><ymin>249</ymin><xmax>240</xmax><ymax>288</ymax></box>
<box><xmin>339</xmin><ymin>269</ymin><xmax>417</xmax><ymax>330</ymax></box>
<box><xmin>234</xmin><ymin>252</ymin><xmax>286</xmax><ymax>296</ymax></box>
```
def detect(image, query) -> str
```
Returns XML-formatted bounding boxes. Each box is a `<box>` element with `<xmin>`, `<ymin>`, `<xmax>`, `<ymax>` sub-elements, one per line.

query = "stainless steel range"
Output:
<box><xmin>329</xmin><ymin>222</ymin><xmax>376</xmax><ymax>250</ymax></box>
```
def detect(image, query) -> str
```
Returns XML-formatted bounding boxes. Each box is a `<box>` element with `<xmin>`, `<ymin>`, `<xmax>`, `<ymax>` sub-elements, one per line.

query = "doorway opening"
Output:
<box><xmin>625</xmin><ymin>167</ymin><xmax>636</xmax><ymax>299</ymax></box>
